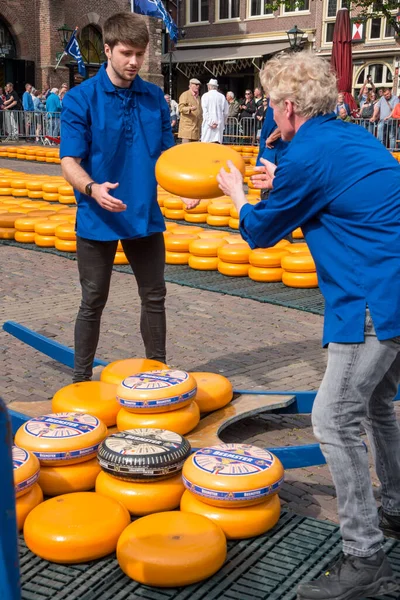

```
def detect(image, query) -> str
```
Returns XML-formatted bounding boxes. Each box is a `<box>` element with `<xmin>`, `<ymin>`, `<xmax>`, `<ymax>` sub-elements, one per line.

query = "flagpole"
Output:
<box><xmin>54</xmin><ymin>51</ymin><xmax>67</xmax><ymax>72</ymax></box>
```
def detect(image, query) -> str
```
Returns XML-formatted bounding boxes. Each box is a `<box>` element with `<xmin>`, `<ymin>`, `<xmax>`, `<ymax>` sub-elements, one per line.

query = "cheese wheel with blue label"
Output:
<box><xmin>100</xmin><ymin>358</ymin><xmax>168</xmax><ymax>386</ymax></box>
<box><xmin>97</xmin><ymin>428</ymin><xmax>191</xmax><ymax>480</ymax></box>
<box><xmin>116</xmin><ymin>369</ymin><xmax>197</xmax><ymax>413</ymax></box>
<box><xmin>180</xmin><ymin>489</ymin><xmax>281</xmax><ymax>539</ymax></box>
<box><xmin>182</xmin><ymin>443</ymin><xmax>284</xmax><ymax>507</ymax></box>
<box><xmin>16</xmin><ymin>483</ymin><xmax>43</xmax><ymax>530</ymax></box>
<box><xmin>117</xmin><ymin>401</ymin><xmax>200</xmax><ymax>436</ymax></box>
<box><xmin>14</xmin><ymin>413</ymin><xmax>108</xmax><ymax>466</ymax></box>
<box><xmin>13</xmin><ymin>446</ymin><xmax>40</xmax><ymax>498</ymax></box>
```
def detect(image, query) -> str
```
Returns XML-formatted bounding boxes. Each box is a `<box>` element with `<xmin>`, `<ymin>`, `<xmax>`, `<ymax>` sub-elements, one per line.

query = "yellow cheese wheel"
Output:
<box><xmin>218</xmin><ymin>243</ymin><xmax>250</xmax><ymax>264</ymax></box>
<box><xmin>55</xmin><ymin>223</ymin><xmax>76</xmax><ymax>240</ymax></box>
<box><xmin>224</xmin><ymin>234</ymin><xmax>244</xmax><ymax>243</ymax></box>
<box><xmin>58</xmin><ymin>185</ymin><xmax>74</xmax><ymax>195</ymax></box>
<box><xmin>12</xmin><ymin>189</ymin><xmax>28</xmax><ymax>198</ymax></box>
<box><xmin>116</xmin><ymin>369</ymin><xmax>197</xmax><ymax>413</ymax></box>
<box><xmin>184</xmin><ymin>199</ymin><xmax>210</xmax><ymax>214</ymax></box>
<box><xmin>27</xmin><ymin>210</ymin><xmax>55</xmax><ymax>218</ymax></box>
<box><xmin>27</xmin><ymin>190</ymin><xmax>44</xmax><ymax>199</ymax></box>
<box><xmin>58</xmin><ymin>194</ymin><xmax>76</xmax><ymax>204</ymax></box>
<box><xmin>168</xmin><ymin>225</ymin><xmax>203</xmax><ymax>235</ymax></box>
<box><xmin>249</xmin><ymin>247</ymin><xmax>290</xmax><ymax>268</ymax></box>
<box><xmin>20</xmin><ymin>201</ymin><xmax>49</xmax><ymax>208</ymax></box>
<box><xmin>34</xmin><ymin>234</ymin><xmax>55</xmax><ymax>248</ymax></box>
<box><xmin>114</xmin><ymin>251</ymin><xmax>129</xmax><ymax>264</ymax></box>
<box><xmin>281</xmin><ymin>252</ymin><xmax>316</xmax><ymax>273</ymax></box>
<box><xmin>164</xmin><ymin>197</ymin><xmax>183</xmax><ymax>210</ymax></box>
<box><xmin>197</xmin><ymin>230</ymin><xmax>227</xmax><ymax>239</ymax></box>
<box><xmin>15</xmin><ymin>216</ymin><xmax>44</xmax><ymax>231</ymax></box>
<box><xmin>55</xmin><ymin>239</ymin><xmax>77</xmax><ymax>252</ymax></box>
<box><xmin>218</xmin><ymin>261</ymin><xmax>250</xmax><ymax>277</ymax></box>
<box><xmin>26</xmin><ymin>181</ymin><xmax>44</xmax><ymax>191</ymax></box>
<box><xmin>191</xmin><ymin>372</ymin><xmax>233</xmax><ymax>413</ymax></box>
<box><xmin>16</xmin><ymin>483</ymin><xmax>43</xmax><ymax>531</ymax></box>
<box><xmin>2</xmin><ymin>197</ymin><xmax>21</xmax><ymax>204</ymax></box>
<box><xmin>95</xmin><ymin>470</ymin><xmax>185</xmax><ymax>516</ymax></box>
<box><xmin>42</xmin><ymin>192</ymin><xmax>59</xmax><ymax>202</ymax></box>
<box><xmin>165</xmin><ymin>233</ymin><xmax>199</xmax><ymax>252</ymax></box>
<box><xmin>0</xmin><ymin>227</ymin><xmax>16</xmax><ymax>239</ymax></box>
<box><xmin>39</xmin><ymin>457</ymin><xmax>101</xmax><ymax>496</ymax></box>
<box><xmin>208</xmin><ymin>203</ymin><xmax>231</xmax><ymax>217</ymax></box>
<box><xmin>188</xmin><ymin>255</ymin><xmax>219</xmax><ymax>270</ymax></box>
<box><xmin>180</xmin><ymin>490</ymin><xmax>281</xmax><ymax>539</ymax></box>
<box><xmin>157</xmin><ymin>197</ymin><xmax>164</xmax><ymax>207</ymax></box>
<box><xmin>248</xmin><ymin>266</ymin><xmax>283</xmax><ymax>282</ymax></box>
<box><xmin>0</xmin><ymin>178</ymin><xmax>11</xmax><ymax>186</ymax></box>
<box><xmin>100</xmin><ymin>358</ymin><xmax>168</xmax><ymax>386</ymax></box>
<box><xmin>275</xmin><ymin>239</ymin><xmax>291</xmax><ymax>248</ymax></box>
<box><xmin>282</xmin><ymin>271</ymin><xmax>318</xmax><ymax>288</ymax></box>
<box><xmin>292</xmin><ymin>227</ymin><xmax>304</xmax><ymax>239</ymax></box>
<box><xmin>52</xmin><ymin>381</ymin><xmax>119</xmax><ymax>427</ymax></box>
<box><xmin>182</xmin><ymin>443</ymin><xmax>284</xmax><ymax>508</ymax></box>
<box><xmin>164</xmin><ymin>208</ymin><xmax>185</xmax><ymax>220</ymax></box>
<box><xmin>166</xmin><ymin>250</ymin><xmax>190</xmax><ymax>264</ymax></box>
<box><xmin>14</xmin><ymin>413</ymin><xmax>108</xmax><ymax>466</ymax></box>
<box><xmin>184</xmin><ymin>212</ymin><xmax>208</xmax><ymax>223</ymax></box>
<box><xmin>189</xmin><ymin>238</ymin><xmax>227</xmax><ymax>257</ymax></box>
<box><xmin>0</xmin><ymin>188</ymin><xmax>13</xmax><ymax>195</ymax></box>
<box><xmin>24</xmin><ymin>492</ymin><xmax>130</xmax><ymax>563</ymax></box>
<box><xmin>42</xmin><ymin>182</ymin><xmax>59</xmax><ymax>193</ymax></box>
<box><xmin>117</xmin><ymin>511</ymin><xmax>227</xmax><ymax>587</ymax></box>
<box><xmin>13</xmin><ymin>446</ymin><xmax>40</xmax><ymax>498</ymax></box>
<box><xmin>10</xmin><ymin>179</ymin><xmax>27</xmax><ymax>189</ymax></box>
<box><xmin>35</xmin><ymin>220</ymin><xmax>67</xmax><ymax>235</ymax></box>
<box><xmin>228</xmin><ymin>218</ymin><xmax>239</xmax><ymax>230</ymax></box>
<box><xmin>286</xmin><ymin>242</ymin><xmax>310</xmax><ymax>254</ymax></box>
<box><xmin>230</xmin><ymin>206</ymin><xmax>239</xmax><ymax>219</ymax></box>
<box><xmin>206</xmin><ymin>214</ymin><xmax>230</xmax><ymax>227</ymax></box>
<box><xmin>117</xmin><ymin>401</ymin><xmax>200</xmax><ymax>435</ymax></box>
<box><xmin>15</xmin><ymin>231</ymin><xmax>35</xmax><ymax>243</ymax></box>
<box><xmin>49</xmin><ymin>214</ymin><xmax>72</xmax><ymax>222</ymax></box>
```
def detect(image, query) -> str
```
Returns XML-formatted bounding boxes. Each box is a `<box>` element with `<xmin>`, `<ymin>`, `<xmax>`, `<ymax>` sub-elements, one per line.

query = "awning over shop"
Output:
<box><xmin>162</xmin><ymin>41</ymin><xmax>289</xmax><ymax>64</ymax></box>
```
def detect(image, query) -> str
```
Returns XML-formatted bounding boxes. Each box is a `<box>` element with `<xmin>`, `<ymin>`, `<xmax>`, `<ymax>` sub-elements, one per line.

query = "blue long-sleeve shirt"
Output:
<box><xmin>22</xmin><ymin>91</ymin><xmax>34</xmax><ymax>111</ymax></box>
<box><xmin>240</xmin><ymin>113</ymin><xmax>400</xmax><ymax>345</ymax></box>
<box><xmin>45</xmin><ymin>93</ymin><xmax>62</xmax><ymax>115</ymax></box>
<box><xmin>257</xmin><ymin>105</ymin><xmax>288</xmax><ymax>166</ymax></box>
<box><xmin>60</xmin><ymin>63</ymin><xmax>174</xmax><ymax>241</ymax></box>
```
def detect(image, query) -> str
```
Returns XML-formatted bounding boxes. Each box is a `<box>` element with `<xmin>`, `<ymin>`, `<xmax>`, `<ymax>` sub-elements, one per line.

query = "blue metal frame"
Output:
<box><xmin>0</xmin><ymin>397</ymin><xmax>21</xmax><ymax>600</ymax></box>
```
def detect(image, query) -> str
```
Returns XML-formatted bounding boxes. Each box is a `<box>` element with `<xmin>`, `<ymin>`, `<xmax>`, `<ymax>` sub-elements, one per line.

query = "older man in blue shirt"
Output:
<box><xmin>218</xmin><ymin>52</ymin><xmax>400</xmax><ymax>600</ymax></box>
<box><xmin>60</xmin><ymin>12</ymin><xmax>198</xmax><ymax>384</ymax></box>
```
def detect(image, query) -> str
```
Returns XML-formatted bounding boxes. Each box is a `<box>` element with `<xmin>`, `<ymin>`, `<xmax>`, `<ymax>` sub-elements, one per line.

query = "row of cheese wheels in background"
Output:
<box><xmin>0</xmin><ymin>168</ymin><xmax>75</xmax><ymax>203</ymax></box>
<box><xmin>0</xmin><ymin>146</ymin><xmax>61</xmax><ymax>163</ymax></box>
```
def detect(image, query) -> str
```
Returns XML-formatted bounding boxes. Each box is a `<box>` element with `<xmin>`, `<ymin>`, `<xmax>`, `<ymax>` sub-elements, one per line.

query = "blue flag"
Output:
<box><xmin>65</xmin><ymin>30</ymin><xmax>87</xmax><ymax>77</ymax></box>
<box><xmin>133</xmin><ymin>0</ymin><xmax>178</xmax><ymax>43</ymax></box>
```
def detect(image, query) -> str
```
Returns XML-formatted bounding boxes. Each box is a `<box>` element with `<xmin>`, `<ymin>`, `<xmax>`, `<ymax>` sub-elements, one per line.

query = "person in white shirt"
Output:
<box><xmin>200</xmin><ymin>79</ymin><xmax>229</xmax><ymax>143</ymax></box>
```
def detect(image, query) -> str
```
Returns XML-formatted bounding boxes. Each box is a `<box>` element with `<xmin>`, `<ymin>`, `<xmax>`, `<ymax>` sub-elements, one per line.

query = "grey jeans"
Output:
<box><xmin>74</xmin><ymin>233</ymin><xmax>166</xmax><ymax>383</ymax></box>
<box><xmin>312</xmin><ymin>311</ymin><xmax>400</xmax><ymax>557</ymax></box>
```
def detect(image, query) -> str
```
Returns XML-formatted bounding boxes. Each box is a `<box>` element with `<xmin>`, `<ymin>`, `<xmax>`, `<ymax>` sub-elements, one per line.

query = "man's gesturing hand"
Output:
<box><xmin>91</xmin><ymin>182</ymin><xmax>127</xmax><ymax>212</ymax></box>
<box><xmin>181</xmin><ymin>197</ymin><xmax>201</xmax><ymax>210</ymax></box>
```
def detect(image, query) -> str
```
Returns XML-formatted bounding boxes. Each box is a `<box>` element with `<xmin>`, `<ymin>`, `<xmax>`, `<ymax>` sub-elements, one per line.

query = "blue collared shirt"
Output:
<box><xmin>22</xmin><ymin>91</ymin><xmax>34</xmax><ymax>111</ymax></box>
<box><xmin>240</xmin><ymin>113</ymin><xmax>400</xmax><ymax>345</ymax></box>
<box><xmin>46</xmin><ymin>93</ymin><xmax>62</xmax><ymax>115</ymax></box>
<box><xmin>257</xmin><ymin>105</ymin><xmax>288</xmax><ymax>166</ymax></box>
<box><xmin>60</xmin><ymin>63</ymin><xmax>174</xmax><ymax>241</ymax></box>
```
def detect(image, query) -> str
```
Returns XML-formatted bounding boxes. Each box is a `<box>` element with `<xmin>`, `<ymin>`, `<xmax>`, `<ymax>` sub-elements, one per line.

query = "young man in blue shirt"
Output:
<box><xmin>60</xmin><ymin>12</ymin><xmax>198</xmax><ymax>383</ymax></box>
<box><xmin>218</xmin><ymin>52</ymin><xmax>400</xmax><ymax>600</ymax></box>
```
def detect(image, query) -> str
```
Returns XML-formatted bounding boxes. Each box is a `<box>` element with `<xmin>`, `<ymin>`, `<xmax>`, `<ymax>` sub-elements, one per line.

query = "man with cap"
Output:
<box><xmin>178</xmin><ymin>78</ymin><xmax>202</xmax><ymax>143</ymax></box>
<box><xmin>201</xmin><ymin>79</ymin><xmax>229</xmax><ymax>144</ymax></box>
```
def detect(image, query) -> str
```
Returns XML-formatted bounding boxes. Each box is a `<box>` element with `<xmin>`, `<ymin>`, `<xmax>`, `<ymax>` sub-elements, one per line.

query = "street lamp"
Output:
<box><xmin>286</xmin><ymin>25</ymin><xmax>306</xmax><ymax>52</ymax></box>
<box><xmin>57</xmin><ymin>24</ymin><xmax>74</xmax><ymax>48</ymax></box>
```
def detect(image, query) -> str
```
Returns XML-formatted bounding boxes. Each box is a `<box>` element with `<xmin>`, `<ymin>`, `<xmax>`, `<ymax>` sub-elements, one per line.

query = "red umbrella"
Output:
<box><xmin>331</xmin><ymin>8</ymin><xmax>358</xmax><ymax>115</ymax></box>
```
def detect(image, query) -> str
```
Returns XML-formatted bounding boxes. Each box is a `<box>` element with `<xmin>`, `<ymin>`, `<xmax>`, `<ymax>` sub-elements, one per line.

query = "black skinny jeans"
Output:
<box><xmin>74</xmin><ymin>232</ymin><xmax>166</xmax><ymax>383</ymax></box>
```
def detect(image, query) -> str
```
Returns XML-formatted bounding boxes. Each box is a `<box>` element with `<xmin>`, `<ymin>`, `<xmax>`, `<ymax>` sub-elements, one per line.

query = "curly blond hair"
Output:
<box><xmin>260</xmin><ymin>52</ymin><xmax>337</xmax><ymax>118</ymax></box>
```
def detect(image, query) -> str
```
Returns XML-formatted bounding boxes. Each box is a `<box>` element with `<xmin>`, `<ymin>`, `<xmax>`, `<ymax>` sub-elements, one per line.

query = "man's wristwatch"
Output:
<box><xmin>85</xmin><ymin>181</ymin><xmax>96</xmax><ymax>196</ymax></box>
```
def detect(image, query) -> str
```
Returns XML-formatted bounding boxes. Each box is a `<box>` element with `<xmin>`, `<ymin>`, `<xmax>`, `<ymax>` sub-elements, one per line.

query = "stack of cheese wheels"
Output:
<box><xmin>281</xmin><ymin>245</ymin><xmax>318</xmax><ymax>288</ymax></box>
<box><xmin>14</xmin><ymin>215</ymin><xmax>44</xmax><ymax>243</ymax></box>
<box><xmin>96</xmin><ymin>428</ymin><xmax>190</xmax><ymax>515</ymax></box>
<box><xmin>184</xmin><ymin>199</ymin><xmax>210</xmax><ymax>223</ymax></box>
<box><xmin>55</xmin><ymin>222</ymin><xmax>76</xmax><ymax>252</ymax></box>
<box><xmin>229</xmin><ymin>205</ymin><xmax>239</xmax><ymax>230</ymax></box>
<box><xmin>181</xmin><ymin>443</ymin><xmax>283</xmax><ymax>539</ymax></box>
<box><xmin>165</xmin><ymin>232</ymin><xmax>199</xmax><ymax>265</ymax></box>
<box><xmin>13</xmin><ymin>446</ymin><xmax>43</xmax><ymax>530</ymax></box>
<box><xmin>100</xmin><ymin>357</ymin><xmax>168</xmax><ymax>386</ymax></box>
<box><xmin>0</xmin><ymin>210</ymin><xmax>26</xmax><ymax>240</ymax></box>
<box><xmin>207</xmin><ymin>200</ymin><xmax>231</xmax><ymax>228</ymax></box>
<box><xmin>58</xmin><ymin>183</ymin><xmax>76</xmax><ymax>205</ymax></box>
<box><xmin>116</xmin><ymin>369</ymin><xmax>200</xmax><ymax>435</ymax></box>
<box><xmin>190</xmin><ymin>372</ymin><xmax>233</xmax><ymax>413</ymax></box>
<box><xmin>15</xmin><ymin>413</ymin><xmax>107</xmax><ymax>497</ymax></box>
<box><xmin>164</xmin><ymin>196</ymin><xmax>185</xmax><ymax>220</ymax></box>
<box><xmin>248</xmin><ymin>246</ymin><xmax>290</xmax><ymax>283</ymax></box>
<box><xmin>114</xmin><ymin>240</ymin><xmax>129</xmax><ymax>265</ymax></box>
<box><xmin>117</xmin><ymin>511</ymin><xmax>227</xmax><ymax>587</ymax></box>
<box><xmin>218</xmin><ymin>242</ymin><xmax>251</xmax><ymax>277</ymax></box>
<box><xmin>188</xmin><ymin>236</ymin><xmax>227</xmax><ymax>271</ymax></box>
<box><xmin>34</xmin><ymin>216</ymin><xmax>69</xmax><ymax>248</ymax></box>
<box><xmin>24</xmin><ymin>491</ymin><xmax>130</xmax><ymax>564</ymax></box>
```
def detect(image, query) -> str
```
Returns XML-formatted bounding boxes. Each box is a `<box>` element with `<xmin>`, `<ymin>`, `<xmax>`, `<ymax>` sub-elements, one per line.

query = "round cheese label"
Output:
<box><xmin>193</xmin><ymin>444</ymin><xmax>275</xmax><ymax>476</ymax></box>
<box><xmin>104</xmin><ymin>429</ymin><xmax>184</xmax><ymax>456</ymax></box>
<box><xmin>12</xmin><ymin>446</ymin><xmax>29</xmax><ymax>469</ymax></box>
<box><xmin>120</xmin><ymin>370</ymin><xmax>189</xmax><ymax>391</ymax></box>
<box><xmin>24</xmin><ymin>413</ymin><xmax>100</xmax><ymax>439</ymax></box>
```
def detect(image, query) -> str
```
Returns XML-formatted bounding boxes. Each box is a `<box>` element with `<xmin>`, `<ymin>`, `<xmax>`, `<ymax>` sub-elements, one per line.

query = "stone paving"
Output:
<box><xmin>0</xmin><ymin>157</ymin><xmax>387</xmax><ymax>526</ymax></box>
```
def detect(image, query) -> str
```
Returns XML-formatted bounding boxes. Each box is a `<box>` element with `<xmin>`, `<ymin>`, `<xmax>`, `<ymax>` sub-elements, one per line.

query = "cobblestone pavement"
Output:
<box><xmin>0</xmin><ymin>157</ymin><xmax>387</xmax><ymax>525</ymax></box>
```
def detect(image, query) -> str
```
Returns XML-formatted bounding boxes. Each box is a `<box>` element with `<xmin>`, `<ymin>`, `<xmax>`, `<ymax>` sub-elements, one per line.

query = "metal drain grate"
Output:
<box><xmin>18</xmin><ymin>511</ymin><xmax>400</xmax><ymax>600</ymax></box>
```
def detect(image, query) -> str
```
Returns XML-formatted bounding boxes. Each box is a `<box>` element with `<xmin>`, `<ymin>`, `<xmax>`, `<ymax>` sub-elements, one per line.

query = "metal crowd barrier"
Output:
<box><xmin>0</xmin><ymin>110</ymin><xmax>61</xmax><ymax>145</ymax></box>
<box><xmin>354</xmin><ymin>117</ymin><xmax>400</xmax><ymax>150</ymax></box>
<box><xmin>223</xmin><ymin>116</ymin><xmax>258</xmax><ymax>147</ymax></box>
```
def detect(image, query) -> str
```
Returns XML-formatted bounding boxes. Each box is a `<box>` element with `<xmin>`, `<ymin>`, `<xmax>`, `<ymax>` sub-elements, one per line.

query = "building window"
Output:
<box><xmin>324</xmin><ymin>0</ymin><xmax>350</xmax><ymax>44</ymax></box>
<box><xmin>249</xmin><ymin>0</ymin><xmax>273</xmax><ymax>16</ymax></box>
<box><xmin>366</xmin><ymin>2</ymin><xmax>396</xmax><ymax>40</ymax></box>
<box><xmin>354</xmin><ymin>62</ymin><xmax>393</xmax><ymax>95</ymax></box>
<box><xmin>326</xmin><ymin>22</ymin><xmax>335</xmax><ymax>42</ymax></box>
<box><xmin>78</xmin><ymin>25</ymin><xmax>106</xmax><ymax>64</ymax></box>
<box><xmin>283</xmin><ymin>0</ymin><xmax>310</xmax><ymax>13</ymax></box>
<box><xmin>0</xmin><ymin>18</ymin><xmax>16</xmax><ymax>59</ymax></box>
<box><xmin>189</xmin><ymin>0</ymin><xmax>209</xmax><ymax>22</ymax></box>
<box><xmin>219</xmin><ymin>0</ymin><xmax>240</xmax><ymax>19</ymax></box>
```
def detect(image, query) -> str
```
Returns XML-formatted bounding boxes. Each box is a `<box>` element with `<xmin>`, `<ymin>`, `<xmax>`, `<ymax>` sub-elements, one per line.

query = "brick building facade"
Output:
<box><xmin>0</xmin><ymin>0</ymin><xmax>163</xmax><ymax>95</ymax></box>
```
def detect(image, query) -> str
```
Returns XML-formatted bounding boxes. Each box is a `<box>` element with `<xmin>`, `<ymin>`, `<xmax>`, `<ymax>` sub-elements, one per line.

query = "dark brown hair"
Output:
<box><xmin>103</xmin><ymin>12</ymin><xmax>149</xmax><ymax>50</ymax></box>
